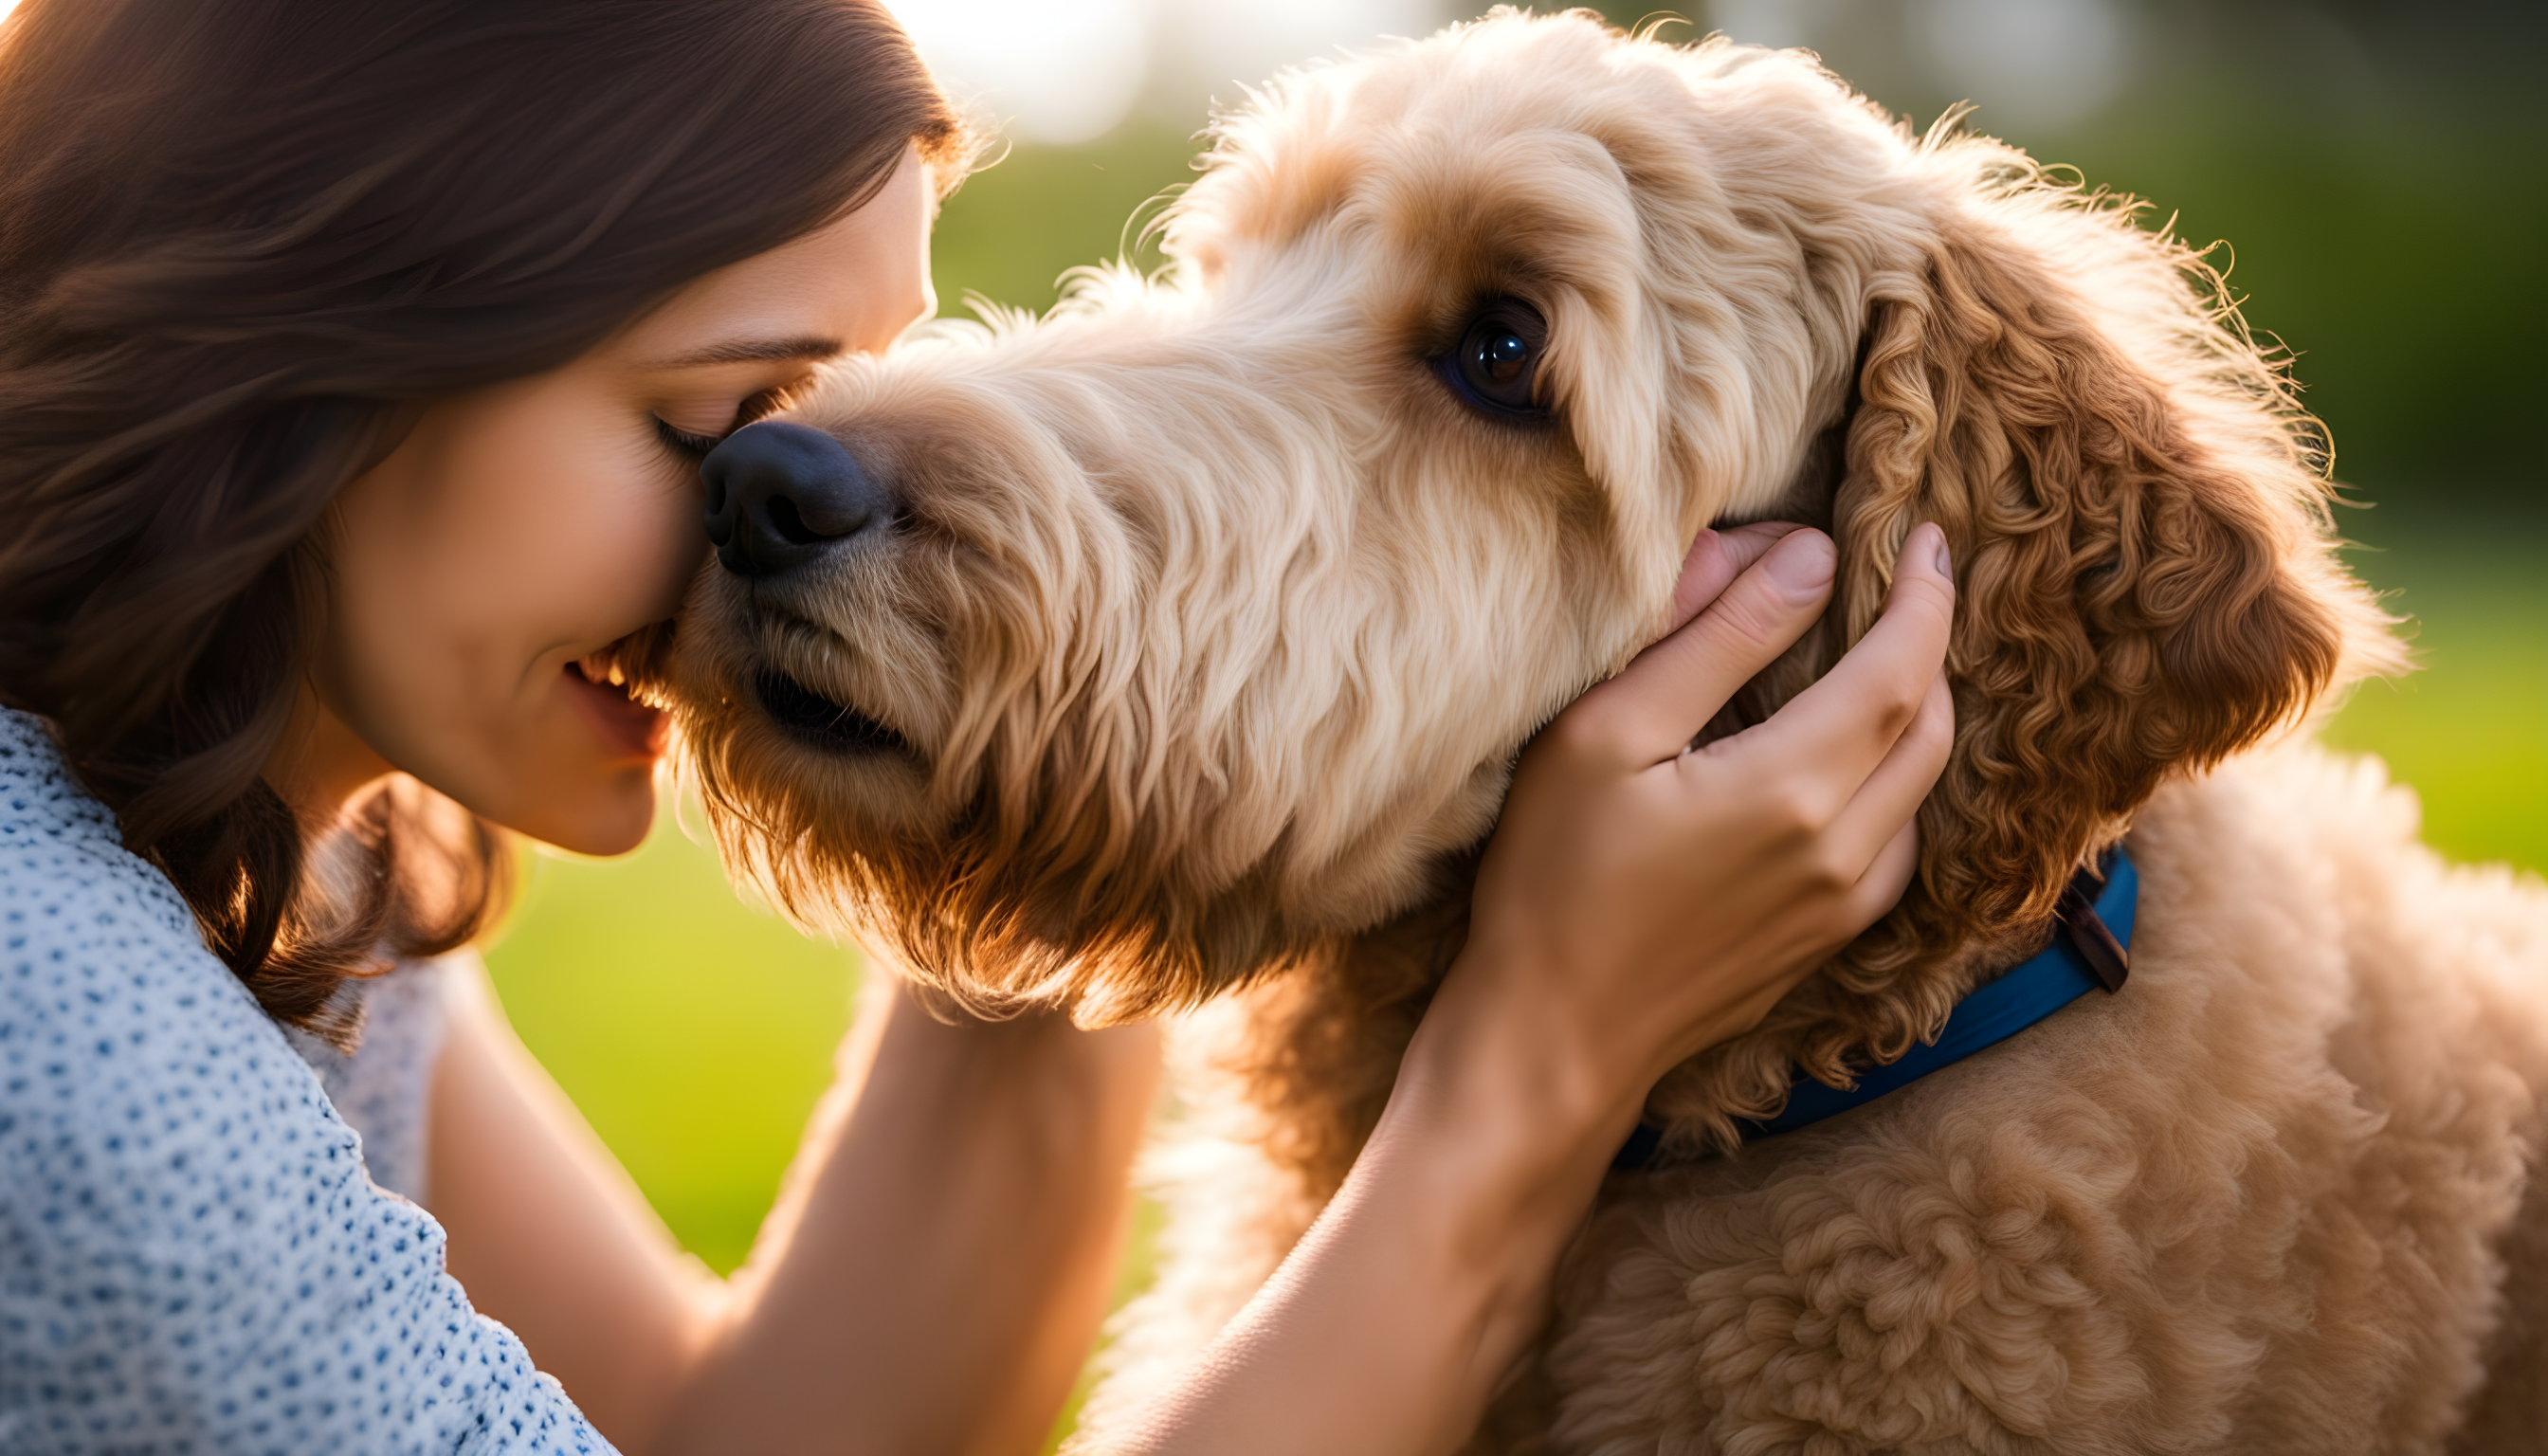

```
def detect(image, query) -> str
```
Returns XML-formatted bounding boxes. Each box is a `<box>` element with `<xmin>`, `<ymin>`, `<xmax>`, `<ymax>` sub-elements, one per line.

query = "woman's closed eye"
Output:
<box><xmin>653</xmin><ymin>387</ymin><xmax>793</xmax><ymax>462</ymax></box>
<box><xmin>654</xmin><ymin>415</ymin><xmax>724</xmax><ymax>460</ymax></box>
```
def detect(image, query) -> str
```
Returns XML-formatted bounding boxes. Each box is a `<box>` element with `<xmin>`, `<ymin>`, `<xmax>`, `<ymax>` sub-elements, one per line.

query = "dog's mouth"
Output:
<box><xmin>754</xmin><ymin>668</ymin><xmax>911</xmax><ymax>756</ymax></box>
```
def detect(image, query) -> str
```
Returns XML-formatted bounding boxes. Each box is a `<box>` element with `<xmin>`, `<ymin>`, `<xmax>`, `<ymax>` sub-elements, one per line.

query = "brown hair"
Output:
<box><xmin>0</xmin><ymin>0</ymin><xmax>968</xmax><ymax>1036</ymax></box>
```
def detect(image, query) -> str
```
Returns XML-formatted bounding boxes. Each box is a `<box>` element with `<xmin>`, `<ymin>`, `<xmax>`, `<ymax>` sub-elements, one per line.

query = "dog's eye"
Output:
<box><xmin>1439</xmin><ymin>300</ymin><xmax>1551</xmax><ymax>421</ymax></box>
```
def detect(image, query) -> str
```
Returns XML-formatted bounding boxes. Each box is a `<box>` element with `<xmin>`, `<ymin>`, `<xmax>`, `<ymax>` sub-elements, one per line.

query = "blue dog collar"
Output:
<box><xmin>1613</xmin><ymin>847</ymin><xmax>2137</xmax><ymax>1169</ymax></box>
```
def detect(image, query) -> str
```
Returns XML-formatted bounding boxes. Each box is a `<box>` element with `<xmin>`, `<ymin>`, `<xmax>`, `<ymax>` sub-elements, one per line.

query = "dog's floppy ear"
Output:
<box><xmin>1811</xmin><ymin>191</ymin><xmax>2397</xmax><ymax>1039</ymax></box>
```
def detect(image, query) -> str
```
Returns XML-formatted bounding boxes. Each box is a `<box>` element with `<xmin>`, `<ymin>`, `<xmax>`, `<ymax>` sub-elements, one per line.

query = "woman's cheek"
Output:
<box><xmin>324</xmin><ymin>384</ymin><xmax>677</xmax><ymax>847</ymax></box>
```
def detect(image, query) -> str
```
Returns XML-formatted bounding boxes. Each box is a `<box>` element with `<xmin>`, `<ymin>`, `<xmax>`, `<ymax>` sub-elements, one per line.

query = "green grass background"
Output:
<box><xmin>480</xmin><ymin>5</ymin><xmax>2548</xmax><ymax>1446</ymax></box>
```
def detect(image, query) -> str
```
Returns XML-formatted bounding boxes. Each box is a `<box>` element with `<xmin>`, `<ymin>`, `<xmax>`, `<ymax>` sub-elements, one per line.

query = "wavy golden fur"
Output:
<box><xmin>658</xmin><ymin>11</ymin><xmax>2548</xmax><ymax>1450</ymax></box>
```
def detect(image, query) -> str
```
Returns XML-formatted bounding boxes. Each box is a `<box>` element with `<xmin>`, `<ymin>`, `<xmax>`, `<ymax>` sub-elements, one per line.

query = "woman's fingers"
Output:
<box><xmin>1846</xmin><ymin>812</ymin><xmax>1923</xmax><ymax>930</ymax></box>
<box><xmin>1564</xmin><ymin>527</ymin><xmax>1837</xmax><ymax>768</ymax></box>
<box><xmin>1661</xmin><ymin>521</ymin><xmax>1803</xmax><ymax>633</ymax></box>
<box><xmin>1741</xmin><ymin>523</ymin><xmax>1955</xmax><ymax>797</ymax></box>
<box><xmin>1824</xmin><ymin>667</ymin><xmax>1953</xmax><ymax>874</ymax></box>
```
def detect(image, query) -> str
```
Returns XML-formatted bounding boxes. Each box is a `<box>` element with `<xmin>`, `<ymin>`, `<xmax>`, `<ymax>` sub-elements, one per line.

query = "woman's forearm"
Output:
<box><xmin>653</xmin><ymin>974</ymin><xmax>1161</xmax><ymax>1456</ymax></box>
<box><xmin>1105</xmin><ymin>963</ymin><xmax>1635</xmax><ymax>1456</ymax></box>
<box><xmin>434</xmin><ymin>964</ymin><xmax>1161</xmax><ymax>1456</ymax></box>
<box><xmin>431</xmin><ymin>957</ymin><xmax>729</xmax><ymax>1443</ymax></box>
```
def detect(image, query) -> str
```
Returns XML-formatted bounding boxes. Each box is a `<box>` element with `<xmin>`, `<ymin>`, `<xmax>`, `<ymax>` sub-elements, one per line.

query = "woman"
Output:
<box><xmin>0</xmin><ymin>3</ymin><xmax>1956</xmax><ymax>1453</ymax></box>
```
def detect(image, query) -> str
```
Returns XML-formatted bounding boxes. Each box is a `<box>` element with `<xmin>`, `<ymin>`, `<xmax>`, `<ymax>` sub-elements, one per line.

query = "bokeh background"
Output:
<box><xmin>475</xmin><ymin>2</ymin><xmax>2548</xmax><ymax>1446</ymax></box>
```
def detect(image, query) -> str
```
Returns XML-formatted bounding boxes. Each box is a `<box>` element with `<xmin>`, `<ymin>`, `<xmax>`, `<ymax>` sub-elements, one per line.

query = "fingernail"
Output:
<box><xmin>1900</xmin><ymin>522</ymin><xmax>1949</xmax><ymax>577</ymax></box>
<box><xmin>1764</xmin><ymin>531</ymin><xmax>1836</xmax><ymax>591</ymax></box>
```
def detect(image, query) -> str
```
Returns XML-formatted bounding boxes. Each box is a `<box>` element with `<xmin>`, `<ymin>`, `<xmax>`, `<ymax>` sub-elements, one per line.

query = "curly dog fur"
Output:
<box><xmin>652</xmin><ymin>11</ymin><xmax>2548</xmax><ymax>1450</ymax></box>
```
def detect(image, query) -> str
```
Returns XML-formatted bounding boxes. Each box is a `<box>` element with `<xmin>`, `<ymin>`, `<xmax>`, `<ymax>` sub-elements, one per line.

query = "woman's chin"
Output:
<box><xmin>479</xmin><ymin>749</ymin><xmax>660</xmax><ymax>860</ymax></box>
<box><xmin>474</xmin><ymin>664</ymin><xmax>670</xmax><ymax>857</ymax></box>
<box><xmin>537</xmin><ymin>773</ymin><xmax>659</xmax><ymax>859</ymax></box>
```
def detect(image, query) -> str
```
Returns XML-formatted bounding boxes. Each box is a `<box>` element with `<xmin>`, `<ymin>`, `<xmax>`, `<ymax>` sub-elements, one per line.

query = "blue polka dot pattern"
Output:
<box><xmin>0</xmin><ymin>711</ymin><xmax>612</xmax><ymax>1454</ymax></box>
<box><xmin>285</xmin><ymin>955</ymin><xmax>451</xmax><ymax>1210</ymax></box>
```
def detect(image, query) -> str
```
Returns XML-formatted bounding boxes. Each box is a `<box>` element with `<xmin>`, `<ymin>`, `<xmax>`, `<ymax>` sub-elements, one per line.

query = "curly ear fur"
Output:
<box><xmin>1653</xmin><ymin>166</ymin><xmax>2403</xmax><ymax>1146</ymax></box>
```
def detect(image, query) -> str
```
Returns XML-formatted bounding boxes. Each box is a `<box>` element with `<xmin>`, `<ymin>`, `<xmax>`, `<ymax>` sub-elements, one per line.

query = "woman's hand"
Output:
<box><xmin>1112</xmin><ymin>520</ymin><xmax>1955</xmax><ymax>1456</ymax></box>
<box><xmin>1453</xmin><ymin>519</ymin><xmax>1957</xmax><ymax>1120</ymax></box>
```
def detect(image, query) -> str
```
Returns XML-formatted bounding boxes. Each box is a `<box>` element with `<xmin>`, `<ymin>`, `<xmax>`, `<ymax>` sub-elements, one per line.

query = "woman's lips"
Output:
<box><xmin>565</xmin><ymin>656</ymin><xmax>668</xmax><ymax>761</ymax></box>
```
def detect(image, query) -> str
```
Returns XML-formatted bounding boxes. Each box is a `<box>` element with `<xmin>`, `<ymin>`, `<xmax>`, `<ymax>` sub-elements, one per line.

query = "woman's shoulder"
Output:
<box><xmin>1</xmin><ymin>706</ymin><xmax>213</xmax><ymax>959</ymax></box>
<box><xmin>0</xmin><ymin>706</ymin><xmax>296</xmax><ymax>1115</ymax></box>
<box><xmin>0</xmin><ymin>709</ymin><xmax>609</xmax><ymax>1454</ymax></box>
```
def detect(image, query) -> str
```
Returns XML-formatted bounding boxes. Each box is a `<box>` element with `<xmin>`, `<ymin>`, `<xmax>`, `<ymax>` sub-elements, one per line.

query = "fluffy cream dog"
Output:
<box><xmin>652</xmin><ymin>10</ymin><xmax>2548</xmax><ymax>1451</ymax></box>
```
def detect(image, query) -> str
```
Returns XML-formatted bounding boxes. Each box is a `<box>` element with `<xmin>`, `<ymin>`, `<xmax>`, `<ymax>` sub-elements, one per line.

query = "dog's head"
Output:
<box><xmin>659</xmin><ymin>11</ymin><xmax>2397</xmax><ymax>1064</ymax></box>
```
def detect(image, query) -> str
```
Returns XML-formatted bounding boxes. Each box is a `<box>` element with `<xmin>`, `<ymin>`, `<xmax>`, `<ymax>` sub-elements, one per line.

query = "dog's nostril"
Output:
<box><xmin>703</xmin><ymin>477</ymin><xmax>735</xmax><ymax>548</ymax></box>
<box><xmin>701</xmin><ymin>421</ymin><xmax>896</xmax><ymax>577</ymax></box>
<box><xmin>764</xmin><ymin>495</ymin><xmax>828</xmax><ymax>547</ymax></box>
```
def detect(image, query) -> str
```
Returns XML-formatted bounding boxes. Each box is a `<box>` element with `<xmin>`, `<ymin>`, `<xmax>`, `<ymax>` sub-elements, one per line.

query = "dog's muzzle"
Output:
<box><xmin>701</xmin><ymin>421</ymin><xmax>894</xmax><ymax>578</ymax></box>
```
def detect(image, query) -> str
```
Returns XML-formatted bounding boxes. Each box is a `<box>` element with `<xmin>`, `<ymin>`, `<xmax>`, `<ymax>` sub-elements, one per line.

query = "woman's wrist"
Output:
<box><xmin>1114</xmin><ymin>946</ymin><xmax>1644</xmax><ymax>1456</ymax></box>
<box><xmin>1407</xmin><ymin>942</ymin><xmax>1654</xmax><ymax>1162</ymax></box>
<box><xmin>1380</xmin><ymin>950</ymin><xmax>1652</xmax><ymax>1334</ymax></box>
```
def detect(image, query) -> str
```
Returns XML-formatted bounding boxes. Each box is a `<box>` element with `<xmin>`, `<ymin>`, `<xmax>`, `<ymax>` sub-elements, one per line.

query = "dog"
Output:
<box><xmin>651</xmin><ymin>11</ymin><xmax>2548</xmax><ymax>1451</ymax></box>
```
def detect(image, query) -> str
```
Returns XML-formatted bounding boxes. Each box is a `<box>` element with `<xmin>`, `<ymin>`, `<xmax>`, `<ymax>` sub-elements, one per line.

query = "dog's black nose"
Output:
<box><xmin>701</xmin><ymin>421</ymin><xmax>891</xmax><ymax>577</ymax></box>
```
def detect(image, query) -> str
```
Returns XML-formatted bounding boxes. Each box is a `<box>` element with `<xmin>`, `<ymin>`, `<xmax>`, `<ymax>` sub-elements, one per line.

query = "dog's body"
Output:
<box><xmin>652</xmin><ymin>12</ymin><xmax>2548</xmax><ymax>1449</ymax></box>
<box><xmin>1101</xmin><ymin>747</ymin><xmax>2548</xmax><ymax>1453</ymax></box>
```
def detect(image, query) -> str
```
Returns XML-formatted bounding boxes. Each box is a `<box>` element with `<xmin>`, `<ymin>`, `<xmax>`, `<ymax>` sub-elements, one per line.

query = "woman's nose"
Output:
<box><xmin>701</xmin><ymin>421</ymin><xmax>893</xmax><ymax>578</ymax></box>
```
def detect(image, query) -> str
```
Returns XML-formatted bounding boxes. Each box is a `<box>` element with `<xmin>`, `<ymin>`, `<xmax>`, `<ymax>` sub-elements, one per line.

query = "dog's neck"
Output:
<box><xmin>1234</xmin><ymin>824</ymin><xmax>2129</xmax><ymax>1210</ymax></box>
<box><xmin>1614</xmin><ymin>849</ymin><xmax>2136</xmax><ymax>1169</ymax></box>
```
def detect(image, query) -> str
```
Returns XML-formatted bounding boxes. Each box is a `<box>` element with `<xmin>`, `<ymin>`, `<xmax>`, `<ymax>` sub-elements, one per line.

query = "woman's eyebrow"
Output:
<box><xmin>647</xmin><ymin>335</ymin><xmax>845</xmax><ymax>370</ymax></box>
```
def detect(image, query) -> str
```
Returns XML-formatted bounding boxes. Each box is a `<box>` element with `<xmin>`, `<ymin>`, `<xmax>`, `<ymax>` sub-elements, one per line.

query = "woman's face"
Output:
<box><xmin>313</xmin><ymin>148</ymin><xmax>934</xmax><ymax>855</ymax></box>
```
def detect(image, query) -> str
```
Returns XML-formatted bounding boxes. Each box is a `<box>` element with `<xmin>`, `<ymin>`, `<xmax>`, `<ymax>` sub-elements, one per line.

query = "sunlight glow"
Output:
<box><xmin>886</xmin><ymin>0</ymin><xmax>1449</xmax><ymax>146</ymax></box>
<box><xmin>888</xmin><ymin>0</ymin><xmax>1154</xmax><ymax>146</ymax></box>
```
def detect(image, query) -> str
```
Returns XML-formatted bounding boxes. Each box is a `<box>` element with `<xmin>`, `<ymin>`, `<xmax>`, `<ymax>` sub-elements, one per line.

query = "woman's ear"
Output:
<box><xmin>1826</xmin><ymin>199</ymin><xmax>2397</xmax><ymax>982</ymax></box>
